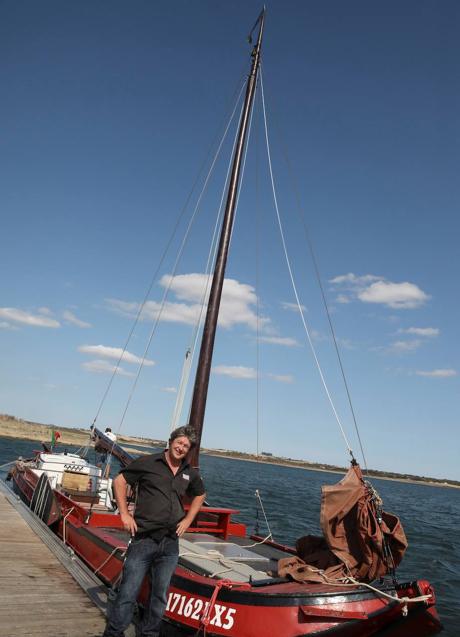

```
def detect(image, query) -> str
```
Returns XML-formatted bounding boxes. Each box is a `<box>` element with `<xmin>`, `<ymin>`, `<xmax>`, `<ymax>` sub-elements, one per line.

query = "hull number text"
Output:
<box><xmin>166</xmin><ymin>592</ymin><xmax>236</xmax><ymax>630</ymax></box>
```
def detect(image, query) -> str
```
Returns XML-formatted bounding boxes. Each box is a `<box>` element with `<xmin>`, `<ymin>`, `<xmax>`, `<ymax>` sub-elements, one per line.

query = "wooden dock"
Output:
<box><xmin>0</xmin><ymin>489</ymin><xmax>106</xmax><ymax>637</ymax></box>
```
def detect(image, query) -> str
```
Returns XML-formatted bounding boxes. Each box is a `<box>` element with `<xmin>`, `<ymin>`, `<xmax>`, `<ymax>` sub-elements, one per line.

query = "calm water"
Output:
<box><xmin>1</xmin><ymin>436</ymin><xmax>458</xmax><ymax>635</ymax></box>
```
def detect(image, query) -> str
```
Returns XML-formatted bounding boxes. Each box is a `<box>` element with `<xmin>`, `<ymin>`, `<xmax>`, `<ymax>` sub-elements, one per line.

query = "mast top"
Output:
<box><xmin>248</xmin><ymin>8</ymin><xmax>266</xmax><ymax>46</ymax></box>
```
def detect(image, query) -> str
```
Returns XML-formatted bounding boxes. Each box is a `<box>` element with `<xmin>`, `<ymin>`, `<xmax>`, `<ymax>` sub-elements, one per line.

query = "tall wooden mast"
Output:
<box><xmin>188</xmin><ymin>9</ymin><xmax>265</xmax><ymax>467</ymax></box>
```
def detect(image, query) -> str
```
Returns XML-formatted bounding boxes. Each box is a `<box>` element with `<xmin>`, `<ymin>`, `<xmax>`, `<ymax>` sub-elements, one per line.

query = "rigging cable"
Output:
<box><xmin>172</xmin><ymin>94</ymin><xmax>247</xmax><ymax>429</ymax></box>
<box><xmin>255</xmin><ymin>84</ymin><xmax>261</xmax><ymax>458</ymax></box>
<box><xmin>90</xmin><ymin>75</ymin><xmax>248</xmax><ymax>432</ymax></box>
<box><xmin>114</xmin><ymin>80</ymin><xmax>248</xmax><ymax>437</ymax></box>
<box><xmin>259</xmin><ymin>68</ymin><xmax>355</xmax><ymax>460</ymax></box>
<box><xmin>262</xmin><ymin>69</ymin><xmax>368</xmax><ymax>472</ymax></box>
<box><xmin>182</xmin><ymin>64</ymin><xmax>259</xmax><ymax>427</ymax></box>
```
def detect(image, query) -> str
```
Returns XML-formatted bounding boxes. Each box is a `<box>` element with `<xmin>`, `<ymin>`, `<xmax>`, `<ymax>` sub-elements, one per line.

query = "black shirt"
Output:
<box><xmin>120</xmin><ymin>451</ymin><xmax>205</xmax><ymax>534</ymax></box>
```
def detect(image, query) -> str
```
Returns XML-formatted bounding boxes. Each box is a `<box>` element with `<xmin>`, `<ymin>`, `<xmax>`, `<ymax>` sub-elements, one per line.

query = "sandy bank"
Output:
<box><xmin>0</xmin><ymin>415</ymin><xmax>162</xmax><ymax>449</ymax></box>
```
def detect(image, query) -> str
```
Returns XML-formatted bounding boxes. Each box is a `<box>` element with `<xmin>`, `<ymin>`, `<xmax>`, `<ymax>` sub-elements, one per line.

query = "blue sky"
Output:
<box><xmin>1</xmin><ymin>1</ymin><xmax>459</xmax><ymax>480</ymax></box>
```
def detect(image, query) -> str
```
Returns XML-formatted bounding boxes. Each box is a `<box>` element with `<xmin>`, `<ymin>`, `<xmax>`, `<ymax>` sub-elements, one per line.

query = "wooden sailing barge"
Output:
<box><xmin>8</xmin><ymin>9</ymin><xmax>442</xmax><ymax>637</ymax></box>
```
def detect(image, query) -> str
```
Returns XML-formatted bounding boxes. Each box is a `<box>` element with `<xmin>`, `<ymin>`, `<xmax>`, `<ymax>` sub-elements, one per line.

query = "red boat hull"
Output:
<box><xmin>9</xmin><ymin>467</ymin><xmax>443</xmax><ymax>637</ymax></box>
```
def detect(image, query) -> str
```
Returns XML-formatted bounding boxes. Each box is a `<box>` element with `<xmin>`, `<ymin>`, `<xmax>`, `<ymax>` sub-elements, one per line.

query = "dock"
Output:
<box><xmin>0</xmin><ymin>484</ymin><xmax>106</xmax><ymax>637</ymax></box>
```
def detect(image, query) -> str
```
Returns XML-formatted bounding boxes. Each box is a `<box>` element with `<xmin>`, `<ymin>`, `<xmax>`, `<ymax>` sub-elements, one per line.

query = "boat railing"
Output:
<box><xmin>184</xmin><ymin>505</ymin><xmax>245</xmax><ymax>539</ymax></box>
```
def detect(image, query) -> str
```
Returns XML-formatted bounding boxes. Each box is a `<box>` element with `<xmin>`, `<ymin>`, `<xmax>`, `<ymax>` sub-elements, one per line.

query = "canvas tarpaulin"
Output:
<box><xmin>278</xmin><ymin>464</ymin><xmax>408</xmax><ymax>583</ymax></box>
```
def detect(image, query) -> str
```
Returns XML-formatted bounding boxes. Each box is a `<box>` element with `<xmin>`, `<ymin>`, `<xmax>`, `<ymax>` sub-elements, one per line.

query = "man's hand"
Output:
<box><xmin>176</xmin><ymin>516</ymin><xmax>192</xmax><ymax>537</ymax></box>
<box><xmin>113</xmin><ymin>474</ymin><xmax>137</xmax><ymax>536</ymax></box>
<box><xmin>176</xmin><ymin>493</ymin><xmax>206</xmax><ymax>537</ymax></box>
<box><xmin>121</xmin><ymin>512</ymin><xmax>137</xmax><ymax>536</ymax></box>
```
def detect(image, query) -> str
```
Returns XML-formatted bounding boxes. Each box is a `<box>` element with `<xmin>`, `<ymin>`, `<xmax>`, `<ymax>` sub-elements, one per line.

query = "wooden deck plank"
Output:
<box><xmin>0</xmin><ymin>492</ymin><xmax>106</xmax><ymax>637</ymax></box>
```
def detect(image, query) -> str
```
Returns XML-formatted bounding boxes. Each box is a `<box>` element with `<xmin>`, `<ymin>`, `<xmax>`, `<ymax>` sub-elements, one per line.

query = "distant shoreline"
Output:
<box><xmin>1</xmin><ymin>414</ymin><xmax>458</xmax><ymax>489</ymax></box>
<box><xmin>202</xmin><ymin>450</ymin><xmax>460</xmax><ymax>489</ymax></box>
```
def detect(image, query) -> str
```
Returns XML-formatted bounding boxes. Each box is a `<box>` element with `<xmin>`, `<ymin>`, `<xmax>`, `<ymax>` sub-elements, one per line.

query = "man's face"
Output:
<box><xmin>169</xmin><ymin>435</ymin><xmax>192</xmax><ymax>461</ymax></box>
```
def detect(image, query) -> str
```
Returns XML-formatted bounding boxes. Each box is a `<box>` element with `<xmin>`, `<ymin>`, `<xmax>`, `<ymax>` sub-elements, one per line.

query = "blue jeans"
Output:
<box><xmin>103</xmin><ymin>535</ymin><xmax>179</xmax><ymax>637</ymax></box>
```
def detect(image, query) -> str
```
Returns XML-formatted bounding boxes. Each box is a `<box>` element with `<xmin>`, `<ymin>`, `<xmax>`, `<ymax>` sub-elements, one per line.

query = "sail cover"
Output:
<box><xmin>278</xmin><ymin>464</ymin><xmax>408</xmax><ymax>583</ymax></box>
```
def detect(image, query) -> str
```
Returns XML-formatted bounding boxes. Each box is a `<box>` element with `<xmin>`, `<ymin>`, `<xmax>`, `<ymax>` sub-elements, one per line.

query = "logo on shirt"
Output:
<box><xmin>182</xmin><ymin>474</ymin><xmax>190</xmax><ymax>481</ymax></box>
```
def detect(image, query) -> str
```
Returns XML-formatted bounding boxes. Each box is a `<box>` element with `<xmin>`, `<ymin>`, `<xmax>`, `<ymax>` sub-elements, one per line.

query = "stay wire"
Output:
<box><xmin>185</xmin><ymin>64</ymin><xmax>259</xmax><ymax>427</ymax></box>
<box><xmin>91</xmin><ymin>73</ymin><xmax>248</xmax><ymax>430</ymax></box>
<box><xmin>259</xmin><ymin>68</ymin><xmax>354</xmax><ymax>459</ymax></box>
<box><xmin>114</xmin><ymin>80</ymin><xmax>248</xmax><ymax>437</ymax></box>
<box><xmin>260</xmin><ymin>65</ymin><xmax>368</xmax><ymax>472</ymax></box>
<box><xmin>182</xmin><ymin>91</ymin><xmax>248</xmax><ymax>426</ymax></box>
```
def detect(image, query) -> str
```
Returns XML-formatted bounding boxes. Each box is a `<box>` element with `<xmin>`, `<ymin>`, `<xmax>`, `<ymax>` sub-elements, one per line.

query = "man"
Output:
<box><xmin>105</xmin><ymin>427</ymin><xmax>117</xmax><ymax>442</ymax></box>
<box><xmin>102</xmin><ymin>425</ymin><xmax>206</xmax><ymax>637</ymax></box>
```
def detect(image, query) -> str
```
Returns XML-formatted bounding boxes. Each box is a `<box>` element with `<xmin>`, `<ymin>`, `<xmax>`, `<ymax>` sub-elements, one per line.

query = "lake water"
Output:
<box><xmin>1</xmin><ymin>436</ymin><xmax>458</xmax><ymax>635</ymax></box>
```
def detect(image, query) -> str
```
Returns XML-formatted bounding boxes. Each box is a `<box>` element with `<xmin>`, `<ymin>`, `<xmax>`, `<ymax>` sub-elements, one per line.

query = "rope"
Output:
<box><xmin>93</xmin><ymin>545</ymin><xmax>126</xmax><ymax>576</ymax></box>
<box><xmin>73</xmin><ymin>432</ymin><xmax>93</xmax><ymax>460</ymax></box>
<box><xmin>62</xmin><ymin>507</ymin><xmax>75</xmax><ymax>545</ymax></box>
<box><xmin>179</xmin><ymin>529</ymin><xmax>274</xmax><ymax>579</ymax></box>
<box><xmin>192</xmin><ymin>531</ymin><xmax>273</xmax><ymax>551</ymax></box>
<box><xmin>196</xmin><ymin>579</ymin><xmax>251</xmax><ymax>636</ymax></box>
<box><xmin>343</xmin><ymin>575</ymin><xmax>432</xmax><ymax>616</ymax></box>
<box><xmin>294</xmin><ymin>563</ymin><xmax>433</xmax><ymax>612</ymax></box>
<box><xmin>259</xmin><ymin>68</ymin><xmax>354</xmax><ymax>459</ymax></box>
<box><xmin>366</xmin><ymin>481</ymin><xmax>397</xmax><ymax>582</ymax></box>
<box><xmin>254</xmin><ymin>489</ymin><xmax>272</xmax><ymax>540</ymax></box>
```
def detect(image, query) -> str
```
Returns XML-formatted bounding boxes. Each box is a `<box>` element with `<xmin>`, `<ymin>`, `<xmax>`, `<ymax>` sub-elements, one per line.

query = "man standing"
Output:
<box><xmin>103</xmin><ymin>425</ymin><xmax>206</xmax><ymax>637</ymax></box>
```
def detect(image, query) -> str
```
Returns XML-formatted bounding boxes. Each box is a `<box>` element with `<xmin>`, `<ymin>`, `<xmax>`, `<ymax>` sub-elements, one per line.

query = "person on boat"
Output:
<box><xmin>104</xmin><ymin>426</ymin><xmax>117</xmax><ymax>442</ymax></box>
<box><xmin>102</xmin><ymin>425</ymin><xmax>206</xmax><ymax>637</ymax></box>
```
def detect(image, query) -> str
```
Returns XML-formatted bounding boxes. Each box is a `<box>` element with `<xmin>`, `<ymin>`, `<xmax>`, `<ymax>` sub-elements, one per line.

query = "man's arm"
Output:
<box><xmin>113</xmin><ymin>473</ymin><xmax>138</xmax><ymax>536</ymax></box>
<box><xmin>176</xmin><ymin>493</ymin><xmax>206</xmax><ymax>537</ymax></box>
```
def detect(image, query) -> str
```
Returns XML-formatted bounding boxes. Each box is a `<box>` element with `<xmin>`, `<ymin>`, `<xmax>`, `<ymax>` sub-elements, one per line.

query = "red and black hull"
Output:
<box><xmin>8</xmin><ymin>467</ymin><xmax>442</xmax><ymax>637</ymax></box>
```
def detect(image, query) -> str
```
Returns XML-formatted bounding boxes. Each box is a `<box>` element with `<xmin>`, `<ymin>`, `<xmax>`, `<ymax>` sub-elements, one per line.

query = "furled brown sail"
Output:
<box><xmin>278</xmin><ymin>464</ymin><xmax>408</xmax><ymax>583</ymax></box>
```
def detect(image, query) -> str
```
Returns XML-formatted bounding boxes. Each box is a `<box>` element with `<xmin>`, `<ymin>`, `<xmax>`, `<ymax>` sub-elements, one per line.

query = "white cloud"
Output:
<box><xmin>212</xmin><ymin>365</ymin><xmax>257</xmax><ymax>379</ymax></box>
<box><xmin>399</xmin><ymin>327</ymin><xmax>439</xmax><ymax>337</ymax></box>
<box><xmin>212</xmin><ymin>365</ymin><xmax>294</xmax><ymax>383</ymax></box>
<box><xmin>267</xmin><ymin>373</ymin><xmax>294</xmax><ymax>384</ymax></box>
<box><xmin>106</xmin><ymin>273</ymin><xmax>270</xmax><ymax>331</ymax></box>
<box><xmin>330</xmin><ymin>273</ymin><xmax>381</xmax><ymax>285</ymax></box>
<box><xmin>161</xmin><ymin>386</ymin><xmax>178</xmax><ymax>393</ymax></box>
<box><xmin>0</xmin><ymin>307</ymin><xmax>60</xmax><ymax>328</ymax></box>
<box><xmin>78</xmin><ymin>344</ymin><xmax>155</xmax><ymax>366</ymax></box>
<box><xmin>416</xmin><ymin>369</ymin><xmax>457</xmax><ymax>378</ymax></box>
<box><xmin>389</xmin><ymin>340</ymin><xmax>422</xmax><ymax>353</ymax></box>
<box><xmin>358</xmin><ymin>281</ymin><xmax>429</xmax><ymax>309</ymax></box>
<box><xmin>330</xmin><ymin>273</ymin><xmax>430</xmax><ymax>310</ymax></box>
<box><xmin>82</xmin><ymin>359</ymin><xmax>135</xmax><ymax>377</ymax></box>
<box><xmin>281</xmin><ymin>301</ymin><xmax>307</xmax><ymax>312</ymax></box>
<box><xmin>259</xmin><ymin>336</ymin><xmax>299</xmax><ymax>347</ymax></box>
<box><xmin>63</xmin><ymin>310</ymin><xmax>91</xmax><ymax>328</ymax></box>
<box><xmin>107</xmin><ymin>298</ymin><xmax>200</xmax><ymax>325</ymax></box>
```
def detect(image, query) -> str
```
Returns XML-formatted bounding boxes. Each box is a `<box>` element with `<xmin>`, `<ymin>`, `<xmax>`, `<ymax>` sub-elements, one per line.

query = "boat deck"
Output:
<box><xmin>0</xmin><ymin>489</ymin><xmax>106</xmax><ymax>637</ymax></box>
<box><xmin>178</xmin><ymin>532</ymin><xmax>284</xmax><ymax>582</ymax></box>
